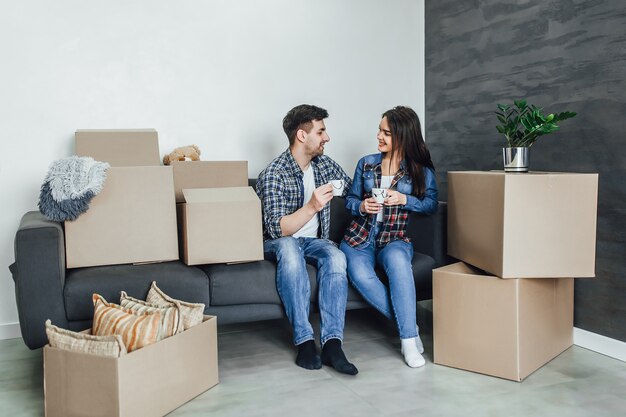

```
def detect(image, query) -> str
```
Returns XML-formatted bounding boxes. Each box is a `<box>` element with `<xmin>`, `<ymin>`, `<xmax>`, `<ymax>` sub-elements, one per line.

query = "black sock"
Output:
<box><xmin>296</xmin><ymin>340</ymin><xmax>321</xmax><ymax>370</ymax></box>
<box><xmin>321</xmin><ymin>339</ymin><xmax>358</xmax><ymax>375</ymax></box>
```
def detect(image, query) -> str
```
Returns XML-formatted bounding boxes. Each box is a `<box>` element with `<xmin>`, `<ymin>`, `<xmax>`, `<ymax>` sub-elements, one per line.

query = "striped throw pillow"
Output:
<box><xmin>45</xmin><ymin>320</ymin><xmax>127</xmax><ymax>357</ymax></box>
<box><xmin>92</xmin><ymin>294</ymin><xmax>161</xmax><ymax>352</ymax></box>
<box><xmin>119</xmin><ymin>291</ymin><xmax>183</xmax><ymax>341</ymax></box>
<box><xmin>146</xmin><ymin>281</ymin><xmax>205</xmax><ymax>330</ymax></box>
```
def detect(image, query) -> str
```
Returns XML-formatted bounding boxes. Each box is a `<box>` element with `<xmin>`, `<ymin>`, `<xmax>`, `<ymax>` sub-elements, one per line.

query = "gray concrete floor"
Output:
<box><xmin>1</xmin><ymin>308</ymin><xmax>625</xmax><ymax>416</ymax></box>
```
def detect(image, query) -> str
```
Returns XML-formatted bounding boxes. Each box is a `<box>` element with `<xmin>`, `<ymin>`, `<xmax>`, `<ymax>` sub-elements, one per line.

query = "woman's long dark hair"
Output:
<box><xmin>382</xmin><ymin>106</ymin><xmax>435</xmax><ymax>199</ymax></box>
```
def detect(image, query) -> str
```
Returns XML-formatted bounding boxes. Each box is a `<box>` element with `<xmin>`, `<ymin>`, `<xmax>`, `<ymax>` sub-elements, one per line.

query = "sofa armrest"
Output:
<box><xmin>10</xmin><ymin>211</ymin><xmax>68</xmax><ymax>349</ymax></box>
<box><xmin>406</xmin><ymin>202</ymin><xmax>450</xmax><ymax>268</ymax></box>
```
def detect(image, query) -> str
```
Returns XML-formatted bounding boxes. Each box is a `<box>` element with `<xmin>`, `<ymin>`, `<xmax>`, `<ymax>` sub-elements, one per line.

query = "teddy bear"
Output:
<box><xmin>163</xmin><ymin>145</ymin><xmax>201</xmax><ymax>165</ymax></box>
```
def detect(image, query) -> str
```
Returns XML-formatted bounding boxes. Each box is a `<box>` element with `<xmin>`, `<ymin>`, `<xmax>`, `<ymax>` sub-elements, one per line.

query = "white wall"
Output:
<box><xmin>0</xmin><ymin>0</ymin><xmax>425</xmax><ymax>334</ymax></box>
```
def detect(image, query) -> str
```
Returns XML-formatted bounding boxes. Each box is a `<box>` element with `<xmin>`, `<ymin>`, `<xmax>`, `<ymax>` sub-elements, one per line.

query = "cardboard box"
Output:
<box><xmin>433</xmin><ymin>262</ymin><xmax>573</xmax><ymax>381</ymax></box>
<box><xmin>44</xmin><ymin>316</ymin><xmax>218</xmax><ymax>417</ymax></box>
<box><xmin>447</xmin><ymin>171</ymin><xmax>598</xmax><ymax>278</ymax></box>
<box><xmin>65</xmin><ymin>166</ymin><xmax>179</xmax><ymax>268</ymax></box>
<box><xmin>171</xmin><ymin>161</ymin><xmax>248</xmax><ymax>203</ymax></box>
<box><xmin>178</xmin><ymin>187</ymin><xmax>263</xmax><ymax>265</ymax></box>
<box><xmin>75</xmin><ymin>129</ymin><xmax>160</xmax><ymax>166</ymax></box>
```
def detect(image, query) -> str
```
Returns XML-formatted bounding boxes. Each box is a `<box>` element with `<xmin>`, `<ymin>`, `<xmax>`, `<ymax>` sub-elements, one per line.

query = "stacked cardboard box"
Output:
<box><xmin>434</xmin><ymin>171</ymin><xmax>598</xmax><ymax>381</ymax></box>
<box><xmin>52</xmin><ymin>129</ymin><xmax>263</xmax><ymax>414</ymax></box>
<box><xmin>67</xmin><ymin>130</ymin><xmax>178</xmax><ymax>268</ymax></box>
<box><xmin>178</xmin><ymin>186</ymin><xmax>264</xmax><ymax>265</ymax></box>
<box><xmin>66</xmin><ymin>129</ymin><xmax>262</xmax><ymax>267</ymax></box>
<box><xmin>170</xmin><ymin>160</ymin><xmax>264</xmax><ymax>265</ymax></box>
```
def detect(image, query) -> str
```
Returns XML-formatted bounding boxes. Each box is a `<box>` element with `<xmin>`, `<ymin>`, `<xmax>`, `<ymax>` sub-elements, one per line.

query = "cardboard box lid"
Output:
<box><xmin>171</xmin><ymin>161</ymin><xmax>248</xmax><ymax>203</ymax></box>
<box><xmin>182</xmin><ymin>186</ymin><xmax>258</xmax><ymax>204</ymax></box>
<box><xmin>75</xmin><ymin>129</ymin><xmax>160</xmax><ymax>167</ymax></box>
<box><xmin>64</xmin><ymin>166</ymin><xmax>179</xmax><ymax>268</ymax></box>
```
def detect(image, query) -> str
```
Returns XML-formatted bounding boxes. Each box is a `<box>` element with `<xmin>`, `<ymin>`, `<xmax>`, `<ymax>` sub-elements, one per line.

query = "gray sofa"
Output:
<box><xmin>10</xmin><ymin>187</ymin><xmax>448</xmax><ymax>350</ymax></box>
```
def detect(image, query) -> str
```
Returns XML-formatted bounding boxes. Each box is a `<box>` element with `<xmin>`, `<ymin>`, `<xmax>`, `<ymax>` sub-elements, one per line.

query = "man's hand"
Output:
<box><xmin>307</xmin><ymin>183</ymin><xmax>334</xmax><ymax>212</ymax></box>
<box><xmin>384</xmin><ymin>190</ymin><xmax>407</xmax><ymax>206</ymax></box>
<box><xmin>360</xmin><ymin>197</ymin><xmax>382</xmax><ymax>214</ymax></box>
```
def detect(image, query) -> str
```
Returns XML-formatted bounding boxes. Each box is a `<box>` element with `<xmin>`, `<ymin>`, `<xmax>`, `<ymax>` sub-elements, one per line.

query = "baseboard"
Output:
<box><xmin>574</xmin><ymin>327</ymin><xmax>626</xmax><ymax>362</ymax></box>
<box><xmin>2</xmin><ymin>321</ymin><xmax>624</xmax><ymax>361</ymax></box>
<box><xmin>0</xmin><ymin>322</ymin><xmax>22</xmax><ymax>340</ymax></box>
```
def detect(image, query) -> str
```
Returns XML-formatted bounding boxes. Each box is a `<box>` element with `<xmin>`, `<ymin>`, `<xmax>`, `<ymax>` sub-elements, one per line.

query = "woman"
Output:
<box><xmin>340</xmin><ymin>106</ymin><xmax>438</xmax><ymax>368</ymax></box>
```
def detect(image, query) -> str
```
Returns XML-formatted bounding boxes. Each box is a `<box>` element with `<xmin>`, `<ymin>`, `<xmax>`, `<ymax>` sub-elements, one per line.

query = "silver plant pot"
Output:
<box><xmin>503</xmin><ymin>147</ymin><xmax>530</xmax><ymax>172</ymax></box>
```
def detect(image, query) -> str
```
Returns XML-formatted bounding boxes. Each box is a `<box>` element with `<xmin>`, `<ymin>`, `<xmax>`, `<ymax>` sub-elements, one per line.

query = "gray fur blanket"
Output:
<box><xmin>39</xmin><ymin>156</ymin><xmax>110</xmax><ymax>222</ymax></box>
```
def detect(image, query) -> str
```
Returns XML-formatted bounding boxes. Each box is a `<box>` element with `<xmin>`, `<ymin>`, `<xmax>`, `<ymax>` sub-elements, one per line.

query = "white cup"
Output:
<box><xmin>371</xmin><ymin>188</ymin><xmax>388</xmax><ymax>203</ymax></box>
<box><xmin>330</xmin><ymin>180</ymin><xmax>345</xmax><ymax>196</ymax></box>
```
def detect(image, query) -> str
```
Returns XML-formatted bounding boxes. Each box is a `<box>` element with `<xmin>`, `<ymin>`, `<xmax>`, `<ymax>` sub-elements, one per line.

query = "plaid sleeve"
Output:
<box><xmin>257</xmin><ymin>168</ymin><xmax>287</xmax><ymax>240</ymax></box>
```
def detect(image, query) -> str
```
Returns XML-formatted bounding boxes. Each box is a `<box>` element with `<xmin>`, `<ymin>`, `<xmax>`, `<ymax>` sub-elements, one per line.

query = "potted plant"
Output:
<box><xmin>495</xmin><ymin>99</ymin><xmax>576</xmax><ymax>172</ymax></box>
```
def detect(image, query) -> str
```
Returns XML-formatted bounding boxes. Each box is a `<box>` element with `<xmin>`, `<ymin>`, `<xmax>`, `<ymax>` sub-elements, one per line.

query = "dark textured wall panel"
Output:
<box><xmin>426</xmin><ymin>0</ymin><xmax>626</xmax><ymax>341</ymax></box>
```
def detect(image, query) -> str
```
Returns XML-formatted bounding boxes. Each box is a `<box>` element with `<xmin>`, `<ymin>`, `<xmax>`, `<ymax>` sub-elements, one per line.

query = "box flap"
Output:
<box><xmin>182</xmin><ymin>186</ymin><xmax>258</xmax><ymax>204</ymax></box>
<box><xmin>172</xmin><ymin>161</ymin><xmax>248</xmax><ymax>203</ymax></box>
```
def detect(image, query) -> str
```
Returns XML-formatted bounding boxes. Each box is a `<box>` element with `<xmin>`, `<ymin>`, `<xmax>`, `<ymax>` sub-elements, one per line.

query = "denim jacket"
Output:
<box><xmin>343</xmin><ymin>153</ymin><xmax>438</xmax><ymax>247</ymax></box>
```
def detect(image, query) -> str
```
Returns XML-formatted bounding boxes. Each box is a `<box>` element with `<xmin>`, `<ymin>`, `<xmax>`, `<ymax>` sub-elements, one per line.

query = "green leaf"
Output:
<box><xmin>557</xmin><ymin>111</ymin><xmax>577</xmax><ymax>120</ymax></box>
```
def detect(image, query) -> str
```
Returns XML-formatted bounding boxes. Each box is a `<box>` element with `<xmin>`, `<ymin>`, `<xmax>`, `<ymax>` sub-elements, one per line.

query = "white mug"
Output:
<box><xmin>330</xmin><ymin>180</ymin><xmax>345</xmax><ymax>196</ymax></box>
<box><xmin>371</xmin><ymin>188</ymin><xmax>388</xmax><ymax>203</ymax></box>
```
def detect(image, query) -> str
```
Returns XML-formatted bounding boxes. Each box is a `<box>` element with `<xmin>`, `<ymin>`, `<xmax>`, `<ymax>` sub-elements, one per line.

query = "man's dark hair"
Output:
<box><xmin>282</xmin><ymin>104</ymin><xmax>329</xmax><ymax>146</ymax></box>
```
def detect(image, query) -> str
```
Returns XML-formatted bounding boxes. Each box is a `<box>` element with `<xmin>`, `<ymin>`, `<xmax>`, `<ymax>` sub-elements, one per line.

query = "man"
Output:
<box><xmin>256</xmin><ymin>104</ymin><xmax>357</xmax><ymax>375</ymax></box>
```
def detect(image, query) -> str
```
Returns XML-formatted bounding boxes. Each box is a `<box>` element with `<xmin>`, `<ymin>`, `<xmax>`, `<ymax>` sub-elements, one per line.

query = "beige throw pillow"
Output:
<box><xmin>92</xmin><ymin>294</ymin><xmax>161</xmax><ymax>352</ymax></box>
<box><xmin>119</xmin><ymin>291</ymin><xmax>183</xmax><ymax>341</ymax></box>
<box><xmin>146</xmin><ymin>281</ymin><xmax>205</xmax><ymax>330</ymax></box>
<box><xmin>45</xmin><ymin>320</ymin><xmax>127</xmax><ymax>357</ymax></box>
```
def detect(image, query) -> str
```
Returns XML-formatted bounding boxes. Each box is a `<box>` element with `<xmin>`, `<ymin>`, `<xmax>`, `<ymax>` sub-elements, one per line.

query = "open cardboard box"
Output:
<box><xmin>44</xmin><ymin>316</ymin><xmax>218</xmax><ymax>417</ymax></box>
<box><xmin>177</xmin><ymin>186</ymin><xmax>263</xmax><ymax>265</ymax></box>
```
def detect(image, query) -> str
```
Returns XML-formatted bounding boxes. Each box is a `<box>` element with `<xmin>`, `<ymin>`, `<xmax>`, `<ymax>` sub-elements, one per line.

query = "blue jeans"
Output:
<box><xmin>340</xmin><ymin>223</ymin><xmax>418</xmax><ymax>339</ymax></box>
<box><xmin>264</xmin><ymin>237</ymin><xmax>348</xmax><ymax>345</ymax></box>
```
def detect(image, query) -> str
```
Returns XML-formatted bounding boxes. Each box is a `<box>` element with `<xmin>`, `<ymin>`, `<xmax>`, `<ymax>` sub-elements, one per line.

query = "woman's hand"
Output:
<box><xmin>384</xmin><ymin>190</ymin><xmax>407</xmax><ymax>206</ymax></box>
<box><xmin>360</xmin><ymin>197</ymin><xmax>382</xmax><ymax>215</ymax></box>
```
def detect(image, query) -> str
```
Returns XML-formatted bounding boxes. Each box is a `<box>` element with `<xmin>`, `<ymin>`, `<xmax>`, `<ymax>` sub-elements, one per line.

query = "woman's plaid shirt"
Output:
<box><xmin>256</xmin><ymin>148</ymin><xmax>352</xmax><ymax>241</ymax></box>
<box><xmin>343</xmin><ymin>153</ymin><xmax>438</xmax><ymax>248</ymax></box>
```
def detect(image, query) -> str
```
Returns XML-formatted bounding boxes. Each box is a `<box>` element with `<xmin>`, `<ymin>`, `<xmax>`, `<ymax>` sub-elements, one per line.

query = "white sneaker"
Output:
<box><xmin>401</xmin><ymin>338</ymin><xmax>426</xmax><ymax>368</ymax></box>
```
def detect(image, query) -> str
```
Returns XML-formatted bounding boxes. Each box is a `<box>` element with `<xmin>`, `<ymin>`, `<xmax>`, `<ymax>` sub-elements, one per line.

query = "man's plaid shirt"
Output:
<box><xmin>343</xmin><ymin>153</ymin><xmax>438</xmax><ymax>248</ymax></box>
<box><xmin>256</xmin><ymin>148</ymin><xmax>352</xmax><ymax>241</ymax></box>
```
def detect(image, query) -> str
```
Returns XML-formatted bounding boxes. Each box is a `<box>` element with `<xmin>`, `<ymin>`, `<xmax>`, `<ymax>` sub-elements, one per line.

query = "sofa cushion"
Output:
<box><xmin>199</xmin><ymin>253</ymin><xmax>433</xmax><ymax>307</ymax></box>
<box><xmin>199</xmin><ymin>260</ymin><xmax>306</xmax><ymax>306</ymax></box>
<box><xmin>64</xmin><ymin>261</ymin><xmax>209</xmax><ymax>322</ymax></box>
<box><xmin>409</xmin><ymin>252</ymin><xmax>437</xmax><ymax>296</ymax></box>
